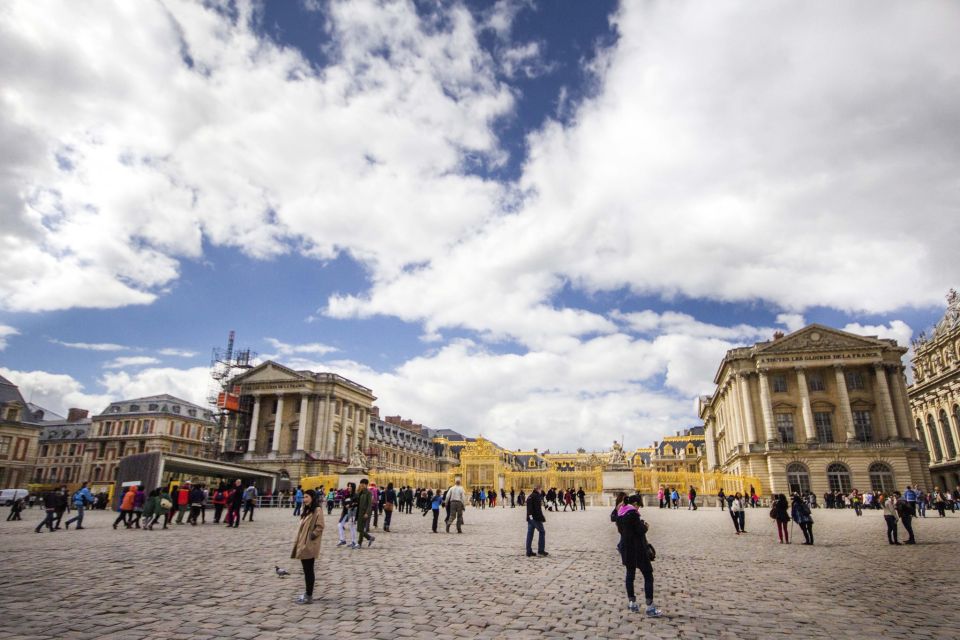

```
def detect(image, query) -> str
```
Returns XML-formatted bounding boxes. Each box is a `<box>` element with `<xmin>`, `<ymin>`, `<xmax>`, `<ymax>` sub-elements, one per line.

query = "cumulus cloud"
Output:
<box><xmin>263</xmin><ymin>338</ymin><xmax>338</xmax><ymax>358</ymax></box>
<box><xmin>103</xmin><ymin>356</ymin><xmax>161</xmax><ymax>369</ymax></box>
<box><xmin>0</xmin><ymin>325</ymin><xmax>18</xmax><ymax>350</ymax></box>
<box><xmin>842</xmin><ymin>320</ymin><xmax>913</xmax><ymax>351</ymax></box>
<box><xmin>158</xmin><ymin>348</ymin><xmax>198</xmax><ymax>358</ymax></box>
<box><xmin>100</xmin><ymin>366</ymin><xmax>213</xmax><ymax>407</ymax></box>
<box><xmin>50</xmin><ymin>340</ymin><xmax>128</xmax><ymax>352</ymax></box>
<box><xmin>0</xmin><ymin>367</ymin><xmax>113</xmax><ymax>415</ymax></box>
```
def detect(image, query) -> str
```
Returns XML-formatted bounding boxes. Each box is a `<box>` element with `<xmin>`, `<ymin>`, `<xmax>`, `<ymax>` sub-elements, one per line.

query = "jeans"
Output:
<box><xmin>301</xmin><ymin>558</ymin><xmax>315</xmax><ymax>597</ymax></box>
<box><xmin>885</xmin><ymin>515</ymin><xmax>899</xmax><ymax>544</ymax></box>
<box><xmin>293</xmin><ymin>502</ymin><xmax>302</xmax><ymax>516</ymax></box>
<box><xmin>625</xmin><ymin>566</ymin><xmax>654</xmax><ymax>605</ymax></box>
<box><xmin>65</xmin><ymin>505</ymin><xmax>85</xmax><ymax>528</ymax></box>
<box><xmin>799</xmin><ymin>521</ymin><xmax>814</xmax><ymax>544</ymax></box>
<box><xmin>526</xmin><ymin>519</ymin><xmax>545</xmax><ymax>554</ymax></box>
<box><xmin>35</xmin><ymin>509</ymin><xmax>56</xmax><ymax>532</ymax></box>
<box><xmin>902</xmin><ymin>514</ymin><xmax>915</xmax><ymax>542</ymax></box>
<box><xmin>384</xmin><ymin>508</ymin><xmax>393</xmax><ymax>530</ymax></box>
<box><xmin>243</xmin><ymin>501</ymin><xmax>255</xmax><ymax>521</ymax></box>
<box><xmin>213</xmin><ymin>504</ymin><xmax>224</xmax><ymax>523</ymax></box>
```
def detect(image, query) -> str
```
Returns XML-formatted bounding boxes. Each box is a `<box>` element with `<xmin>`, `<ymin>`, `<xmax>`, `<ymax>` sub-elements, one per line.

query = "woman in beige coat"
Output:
<box><xmin>291</xmin><ymin>489</ymin><xmax>324</xmax><ymax>604</ymax></box>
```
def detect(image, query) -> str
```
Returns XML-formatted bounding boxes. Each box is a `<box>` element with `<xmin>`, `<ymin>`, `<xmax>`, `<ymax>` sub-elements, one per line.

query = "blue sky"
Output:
<box><xmin>1</xmin><ymin>0</ymin><xmax>958</xmax><ymax>451</ymax></box>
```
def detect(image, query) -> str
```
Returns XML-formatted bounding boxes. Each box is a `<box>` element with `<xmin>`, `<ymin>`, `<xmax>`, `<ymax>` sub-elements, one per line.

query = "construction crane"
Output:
<box><xmin>208</xmin><ymin>331</ymin><xmax>256</xmax><ymax>458</ymax></box>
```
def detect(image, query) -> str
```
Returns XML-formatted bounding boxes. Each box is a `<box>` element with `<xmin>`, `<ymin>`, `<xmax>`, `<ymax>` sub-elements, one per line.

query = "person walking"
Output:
<box><xmin>897</xmin><ymin>491</ymin><xmax>916</xmax><ymax>544</ymax></box>
<box><xmin>355</xmin><ymin>479</ymin><xmax>376</xmax><ymax>549</ymax></box>
<box><xmin>771</xmin><ymin>494</ymin><xmax>790</xmax><ymax>543</ymax></box>
<box><xmin>290</xmin><ymin>489</ymin><xmax>324</xmax><ymax>604</ymax></box>
<box><xmin>141</xmin><ymin>488</ymin><xmax>160</xmax><ymax>530</ymax></box>
<box><xmin>226</xmin><ymin>479</ymin><xmax>243</xmax><ymax>528</ymax></box>
<box><xmin>187</xmin><ymin>484</ymin><xmax>205</xmax><ymax>525</ymax></box>
<box><xmin>52</xmin><ymin>486</ymin><xmax>68</xmax><ymax>529</ymax></box>
<box><xmin>729</xmin><ymin>492</ymin><xmax>745</xmax><ymax>534</ymax></box>
<box><xmin>933</xmin><ymin>488</ymin><xmax>947</xmax><ymax>517</ymax></box>
<box><xmin>525</xmin><ymin>485</ymin><xmax>547</xmax><ymax>557</ymax></box>
<box><xmin>34</xmin><ymin>489</ymin><xmax>60</xmax><ymax>533</ymax></box>
<box><xmin>337</xmin><ymin>483</ymin><xmax>358</xmax><ymax>548</ymax></box>
<box><xmin>577</xmin><ymin>487</ymin><xmax>586</xmax><ymax>510</ymax></box>
<box><xmin>326</xmin><ymin>488</ymin><xmax>336</xmax><ymax>515</ymax></box>
<box><xmin>657</xmin><ymin>486</ymin><xmax>665</xmax><ymax>509</ymax></box>
<box><xmin>445</xmin><ymin>479</ymin><xmax>466</xmax><ymax>534</ymax></box>
<box><xmin>293</xmin><ymin>486</ymin><xmax>303</xmax><ymax>517</ymax></box>
<box><xmin>791</xmin><ymin>493</ymin><xmax>814</xmax><ymax>545</ymax></box>
<box><xmin>430</xmin><ymin>490</ymin><xmax>443</xmax><ymax>533</ymax></box>
<box><xmin>211</xmin><ymin>484</ymin><xmax>227</xmax><ymax>523</ymax></box>
<box><xmin>717</xmin><ymin>488</ymin><xmax>726</xmax><ymax>510</ymax></box>
<box><xmin>851</xmin><ymin>489</ymin><xmax>863</xmax><ymax>516</ymax></box>
<box><xmin>510</xmin><ymin>488</ymin><xmax>516</xmax><ymax>508</ymax></box>
<box><xmin>158</xmin><ymin>488</ymin><xmax>174</xmax><ymax>529</ymax></box>
<box><xmin>174</xmin><ymin>482</ymin><xmax>191</xmax><ymax>525</ymax></box>
<box><xmin>242</xmin><ymin>483</ymin><xmax>258</xmax><ymax>522</ymax></box>
<box><xmin>7</xmin><ymin>497</ymin><xmax>23</xmax><ymax>521</ymax></box>
<box><xmin>383</xmin><ymin>483</ymin><xmax>396</xmax><ymax>532</ymax></box>
<box><xmin>688</xmin><ymin>486</ymin><xmax>698</xmax><ymax>511</ymax></box>
<box><xmin>113</xmin><ymin>485</ymin><xmax>137</xmax><ymax>529</ymax></box>
<box><xmin>882</xmin><ymin>492</ymin><xmax>901</xmax><ymax>545</ymax></box>
<box><xmin>65</xmin><ymin>482</ymin><xmax>95</xmax><ymax>530</ymax></box>
<box><xmin>130</xmin><ymin>485</ymin><xmax>146</xmax><ymax>529</ymax></box>
<box><xmin>615</xmin><ymin>494</ymin><xmax>662</xmax><ymax>617</ymax></box>
<box><xmin>670</xmin><ymin>488</ymin><xmax>680</xmax><ymax>509</ymax></box>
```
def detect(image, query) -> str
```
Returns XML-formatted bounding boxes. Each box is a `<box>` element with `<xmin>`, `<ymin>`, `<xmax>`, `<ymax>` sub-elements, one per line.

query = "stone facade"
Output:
<box><xmin>698</xmin><ymin>324</ymin><xmax>930</xmax><ymax>497</ymax></box>
<box><xmin>908</xmin><ymin>289</ymin><xmax>960</xmax><ymax>491</ymax></box>
<box><xmin>32</xmin><ymin>409</ymin><xmax>91</xmax><ymax>487</ymax></box>
<box><xmin>224</xmin><ymin>361</ymin><xmax>376</xmax><ymax>485</ymax></box>
<box><xmin>0</xmin><ymin>376</ymin><xmax>40</xmax><ymax>488</ymax></box>
<box><xmin>368</xmin><ymin>411</ymin><xmax>455</xmax><ymax>473</ymax></box>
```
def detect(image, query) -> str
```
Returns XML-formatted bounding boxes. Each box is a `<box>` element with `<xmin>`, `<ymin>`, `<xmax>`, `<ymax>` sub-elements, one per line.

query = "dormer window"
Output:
<box><xmin>129</xmin><ymin>404</ymin><xmax>140</xmax><ymax>412</ymax></box>
<box><xmin>188</xmin><ymin>409</ymin><xmax>196</xmax><ymax>417</ymax></box>
<box><xmin>111</xmin><ymin>406</ymin><xmax>121</xmax><ymax>413</ymax></box>
<box><xmin>148</xmin><ymin>404</ymin><xmax>159</xmax><ymax>411</ymax></box>
<box><xmin>172</xmin><ymin>405</ymin><xmax>181</xmax><ymax>414</ymax></box>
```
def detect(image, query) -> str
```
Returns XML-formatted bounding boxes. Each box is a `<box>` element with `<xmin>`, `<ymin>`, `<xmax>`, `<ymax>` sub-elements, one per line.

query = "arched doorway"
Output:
<box><xmin>868</xmin><ymin>462</ymin><xmax>895</xmax><ymax>493</ymax></box>
<box><xmin>826</xmin><ymin>462</ymin><xmax>852</xmax><ymax>494</ymax></box>
<box><xmin>786</xmin><ymin>462</ymin><xmax>810</xmax><ymax>495</ymax></box>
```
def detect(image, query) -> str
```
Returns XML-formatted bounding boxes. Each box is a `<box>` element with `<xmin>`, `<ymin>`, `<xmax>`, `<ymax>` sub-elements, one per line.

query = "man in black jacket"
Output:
<box><xmin>525</xmin><ymin>485</ymin><xmax>547</xmax><ymax>557</ymax></box>
<box><xmin>226</xmin><ymin>479</ymin><xmax>243</xmax><ymax>528</ymax></box>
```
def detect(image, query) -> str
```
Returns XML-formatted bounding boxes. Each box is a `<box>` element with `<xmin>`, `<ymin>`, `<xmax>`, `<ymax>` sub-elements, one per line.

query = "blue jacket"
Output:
<box><xmin>295</xmin><ymin>489</ymin><xmax>303</xmax><ymax>504</ymax></box>
<box><xmin>72</xmin><ymin>487</ymin><xmax>95</xmax><ymax>507</ymax></box>
<box><xmin>791</xmin><ymin>500</ymin><xmax>813</xmax><ymax>524</ymax></box>
<box><xmin>431</xmin><ymin>494</ymin><xmax>443</xmax><ymax>510</ymax></box>
<box><xmin>904</xmin><ymin>488</ymin><xmax>916</xmax><ymax>502</ymax></box>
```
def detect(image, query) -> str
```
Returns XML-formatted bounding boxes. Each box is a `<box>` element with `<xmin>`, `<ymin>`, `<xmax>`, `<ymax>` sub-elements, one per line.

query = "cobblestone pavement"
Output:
<box><xmin>1</xmin><ymin>502</ymin><xmax>958</xmax><ymax>639</ymax></box>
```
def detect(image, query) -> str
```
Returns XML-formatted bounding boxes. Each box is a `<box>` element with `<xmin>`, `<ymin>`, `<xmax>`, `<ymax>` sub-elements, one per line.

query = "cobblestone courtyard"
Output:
<box><xmin>1</xmin><ymin>503</ymin><xmax>958</xmax><ymax>640</ymax></box>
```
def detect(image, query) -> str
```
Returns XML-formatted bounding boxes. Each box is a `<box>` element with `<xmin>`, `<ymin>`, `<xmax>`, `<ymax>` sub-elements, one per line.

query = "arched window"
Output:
<box><xmin>786</xmin><ymin>462</ymin><xmax>810</xmax><ymax>494</ymax></box>
<box><xmin>916</xmin><ymin>419</ymin><xmax>928</xmax><ymax>450</ymax></box>
<box><xmin>939</xmin><ymin>410</ymin><xmax>957</xmax><ymax>459</ymax></box>
<box><xmin>927</xmin><ymin>415</ymin><xmax>944</xmax><ymax>461</ymax></box>
<box><xmin>826</xmin><ymin>463</ymin><xmax>852</xmax><ymax>494</ymax></box>
<box><xmin>868</xmin><ymin>462</ymin><xmax>895</xmax><ymax>493</ymax></box>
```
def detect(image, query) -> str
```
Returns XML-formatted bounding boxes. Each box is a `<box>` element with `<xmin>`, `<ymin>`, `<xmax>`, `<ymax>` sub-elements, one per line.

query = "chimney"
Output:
<box><xmin>67</xmin><ymin>408</ymin><xmax>89</xmax><ymax>422</ymax></box>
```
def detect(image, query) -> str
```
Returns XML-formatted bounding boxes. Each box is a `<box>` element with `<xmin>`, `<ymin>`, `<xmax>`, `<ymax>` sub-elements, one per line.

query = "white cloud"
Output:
<box><xmin>0</xmin><ymin>325</ymin><xmax>18</xmax><ymax>350</ymax></box>
<box><xmin>0</xmin><ymin>367</ymin><xmax>112</xmax><ymax>415</ymax></box>
<box><xmin>103</xmin><ymin>356</ymin><xmax>161</xmax><ymax>369</ymax></box>
<box><xmin>99</xmin><ymin>366</ymin><xmax>212</xmax><ymax>408</ymax></box>
<box><xmin>158</xmin><ymin>348</ymin><xmax>198</xmax><ymax>358</ymax></box>
<box><xmin>263</xmin><ymin>338</ymin><xmax>338</xmax><ymax>358</ymax></box>
<box><xmin>50</xmin><ymin>339</ymin><xmax>128</xmax><ymax>352</ymax></box>
<box><xmin>776</xmin><ymin>314</ymin><xmax>807</xmax><ymax>333</ymax></box>
<box><xmin>842</xmin><ymin>320</ymin><xmax>913</xmax><ymax>351</ymax></box>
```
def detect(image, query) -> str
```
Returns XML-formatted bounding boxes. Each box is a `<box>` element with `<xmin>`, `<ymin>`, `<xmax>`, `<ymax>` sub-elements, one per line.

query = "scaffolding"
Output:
<box><xmin>209</xmin><ymin>330</ymin><xmax>256</xmax><ymax>458</ymax></box>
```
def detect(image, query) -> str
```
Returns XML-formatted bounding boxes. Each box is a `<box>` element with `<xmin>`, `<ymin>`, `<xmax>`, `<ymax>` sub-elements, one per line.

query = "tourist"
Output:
<box><xmin>517</xmin><ymin>490</ymin><xmax>526</xmax><ymax>507</ymax></box>
<box><xmin>501</xmin><ymin>488</ymin><xmax>508</xmax><ymax>508</ymax></box>
<box><xmin>293</xmin><ymin>486</ymin><xmax>303</xmax><ymax>517</ymax></box>
<box><xmin>933</xmin><ymin>487</ymin><xmax>947</xmax><ymax>517</ymax></box>
<box><xmin>430</xmin><ymin>489</ymin><xmax>443</xmax><ymax>533</ymax></box>
<box><xmin>326</xmin><ymin>488</ymin><xmax>337</xmax><ymax>515</ymax></box>
<box><xmin>615</xmin><ymin>494</ymin><xmax>661</xmax><ymax>617</ymax></box>
<box><xmin>65</xmin><ymin>482</ymin><xmax>95</xmax><ymax>530</ymax></box>
<box><xmin>490</xmin><ymin>488</ymin><xmax>497</xmax><ymax>508</ymax></box>
<box><xmin>405</xmin><ymin>487</ymin><xmax>414</xmax><ymax>514</ymax></box>
<box><xmin>383</xmin><ymin>483</ymin><xmax>397</xmax><ymax>532</ymax></box>
<box><xmin>791</xmin><ymin>493</ymin><xmax>814</xmax><ymax>545</ymax></box>
<box><xmin>729</xmin><ymin>492</ymin><xmax>745</xmax><ymax>535</ymax></box>
<box><xmin>657</xmin><ymin>486</ymin><xmax>665</xmax><ymax>509</ymax></box>
<box><xmin>750</xmin><ymin>487</ymin><xmax>760</xmax><ymax>508</ymax></box>
<box><xmin>916</xmin><ymin>488</ymin><xmax>927</xmax><ymax>517</ymax></box>
<box><xmin>369</xmin><ymin>482</ymin><xmax>380</xmax><ymax>529</ymax></box>
<box><xmin>444</xmin><ymin>478</ymin><xmax>466</xmax><ymax>534</ymax></box>
<box><xmin>670</xmin><ymin>488</ymin><xmax>680</xmax><ymax>509</ymax></box>
<box><xmin>525</xmin><ymin>485</ymin><xmax>547</xmax><ymax>557</ymax></box>
<box><xmin>882</xmin><ymin>492</ymin><xmax>901</xmax><ymax>545</ymax></box>
<box><xmin>129</xmin><ymin>485</ymin><xmax>146</xmax><ymax>529</ymax></box>
<box><xmin>337</xmin><ymin>482</ymin><xmax>357</xmax><ymax>548</ymax></box>
<box><xmin>717</xmin><ymin>488</ymin><xmax>725</xmax><ymax>510</ymax></box>
<box><xmin>510</xmin><ymin>488</ymin><xmax>516</xmax><ymax>508</ymax></box>
<box><xmin>291</xmin><ymin>489</ymin><xmax>324</xmax><ymax>605</ymax></box>
<box><xmin>34</xmin><ymin>488</ymin><xmax>60</xmax><ymax>533</ymax></box>
<box><xmin>187</xmin><ymin>483</ymin><xmax>205</xmax><ymax>525</ymax></box>
<box><xmin>242</xmin><ymin>483</ymin><xmax>258</xmax><ymax>521</ymax></box>
<box><xmin>225</xmin><ymin>480</ymin><xmax>242</xmax><ymax>527</ymax></box>
<box><xmin>113</xmin><ymin>485</ymin><xmax>137</xmax><ymax>529</ymax></box>
<box><xmin>355</xmin><ymin>479</ymin><xmax>376</xmax><ymax>549</ymax></box>
<box><xmin>141</xmin><ymin>488</ymin><xmax>160</xmax><ymax>530</ymax></box>
<box><xmin>851</xmin><ymin>489</ymin><xmax>863</xmax><ymax>516</ymax></box>
<box><xmin>562</xmin><ymin>489</ymin><xmax>573</xmax><ymax>512</ymax></box>
<box><xmin>175</xmin><ymin>482</ymin><xmax>191</xmax><ymax>524</ymax></box>
<box><xmin>52</xmin><ymin>486</ymin><xmax>68</xmax><ymax>529</ymax></box>
<box><xmin>159</xmin><ymin>487</ymin><xmax>174</xmax><ymax>529</ymax></box>
<box><xmin>577</xmin><ymin>487</ymin><xmax>586</xmax><ymax>510</ymax></box>
<box><xmin>771</xmin><ymin>494</ymin><xmax>790</xmax><ymax>543</ymax></box>
<box><xmin>7</xmin><ymin>497</ymin><xmax>23</xmax><ymax>521</ymax></box>
<box><xmin>211</xmin><ymin>484</ymin><xmax>227</xmax><ymax>523</ymax></box>
<box><xmin>687</xmin><ymin>486</ymin><xmax>697</xmax><ymax>511</ymax></box>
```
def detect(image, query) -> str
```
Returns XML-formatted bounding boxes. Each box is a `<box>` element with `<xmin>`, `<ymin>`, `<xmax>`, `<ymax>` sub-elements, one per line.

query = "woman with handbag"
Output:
<box><xmin>615</xmin><ymin>494</ymin><xmax>662</xmax><ymax>617</ymax></box>
<box><xmin>291</xmin><ymin>489</ymin><xmax>324</xmax><ymax>604</ymax></box>
<box><xmin>383</xmin><ymin>483</ymin><xmax>397</xmax><ymax>532</ymax></box>
<box><xmin>771</xmin><ymin>494</ymin><xmax>790</xmax><ymax>543</ymax></box>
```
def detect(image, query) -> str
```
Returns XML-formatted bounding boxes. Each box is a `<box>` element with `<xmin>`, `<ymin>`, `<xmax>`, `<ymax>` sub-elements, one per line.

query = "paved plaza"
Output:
<box><xmin>1</xmin><ymin>503</ymin><xmax>958</xmax><ymax>640</ymax></box>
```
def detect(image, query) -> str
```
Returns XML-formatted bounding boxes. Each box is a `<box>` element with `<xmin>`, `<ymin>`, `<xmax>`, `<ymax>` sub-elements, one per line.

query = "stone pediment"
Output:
<box><xmin>231</xmin><ymin>361</ymin><xmax>310</xmax><ymax>385</ymax></box>
<box><xmin>756</xmin><ymin>325</ymin><xmax>886</xmax><ymax>355</ymax></box>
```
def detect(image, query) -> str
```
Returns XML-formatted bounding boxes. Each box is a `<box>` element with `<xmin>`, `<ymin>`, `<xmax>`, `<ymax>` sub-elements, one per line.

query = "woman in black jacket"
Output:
<box><xmin>616</xmin><ymin>494</ymin><xmax>662</xmax><ymax>617</ymax></box>
<box><xmin>772</xmin><ymin>494</ymin><xmax>790</xmax><ymax>543</ymax></box>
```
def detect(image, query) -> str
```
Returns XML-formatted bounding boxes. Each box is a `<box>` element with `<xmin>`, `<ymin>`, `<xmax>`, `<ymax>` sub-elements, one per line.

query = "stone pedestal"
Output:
<box><xmin>338</xmin><ymin>470</ymin><xmax>369</xmax><ymax>489</ymax></box>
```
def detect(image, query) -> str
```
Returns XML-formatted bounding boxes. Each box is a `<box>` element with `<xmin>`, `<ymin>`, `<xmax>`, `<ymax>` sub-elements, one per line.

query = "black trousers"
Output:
<box><xmin>902</xmin><ymin>515</ymin><xmax>915</xmax><ymax>542</ymax></box>
<box><xmin>213</xmin><ymin>504</ymin><xmax>224</xmax><ymax>522</ymax></box>
<box><xmin>885</xmin><ymin>515</ymin><xmax>899</xmax><ymax>543</ymax></box>
<box><xmin>625</xmin><ymin>566</ymin><xmax>654</xmax><ymax>604</ymax></box>
<box><xmin>799</xmin><ymin>521</ymin><xmax>814</xmax><ymax>544</ymax></box>
<box><xmin>432</xmin><ymin>509</ymin><xmax>440</xmax><ymax>532</ymax></box>
<box><xmin>301</xmin><ymin>558</ymin><xmax>315</xmax><ymax>597</ymax></box>
<box><xmin>35</xmin><ymin>510</ymin><xmax>56</xmax><ymax>532</ymax></box>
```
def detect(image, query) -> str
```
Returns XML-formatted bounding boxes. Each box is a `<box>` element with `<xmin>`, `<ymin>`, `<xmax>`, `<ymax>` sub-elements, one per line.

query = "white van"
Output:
<box><xmin>0</xmin><ymin>489</ymin><xmax>28</xmax><ymax>505</ymax></box>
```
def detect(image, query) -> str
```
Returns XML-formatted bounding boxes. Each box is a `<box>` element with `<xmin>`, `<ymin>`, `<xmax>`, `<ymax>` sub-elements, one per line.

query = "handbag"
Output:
<box><xmin>647</xmin><ymin>543</ymin><xmax>656</xmax><ymax>561</ymax></box>
<box><xmin>160</xmin><ymin>498</ymin><xmax>172</xmax><ymax>509</ymax></box>
<box><xmin>384</xmin><ymin>502</ymin><xmax>394</xmax><ymax>512</ymax></box>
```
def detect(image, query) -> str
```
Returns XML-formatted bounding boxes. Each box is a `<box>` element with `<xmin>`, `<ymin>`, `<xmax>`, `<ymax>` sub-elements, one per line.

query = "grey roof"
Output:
<box><xmin>97</xmin><ymin>394</ymin><xmax>216</xmax><ymax>423</ymax></box>
<box><xmin>0</xmin><ymin>375</ymin><xmax>27</xmax><ymax>407</ymax></box>
<box><xmin>26</xmin><ymin>403</ymin><xmax>66</xmax><ymax>423</ymax></box>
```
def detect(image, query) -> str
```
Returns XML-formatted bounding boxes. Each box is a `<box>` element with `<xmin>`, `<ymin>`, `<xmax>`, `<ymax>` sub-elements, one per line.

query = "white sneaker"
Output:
<box><xmin>627</xmin><ymin>601</ymin><xmax>640</xmax><ymax>613</ymax></box>
<box><xmin>645</xmin><ymin>605</ymin><xmax>663</xmax><ymax>618</ymax></box>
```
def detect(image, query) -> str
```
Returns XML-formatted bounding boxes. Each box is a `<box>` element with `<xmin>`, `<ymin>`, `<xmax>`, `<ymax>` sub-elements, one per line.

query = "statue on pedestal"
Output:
<box><xmin>347</xmin><ymin>446</ymin><xmax>368</xmax><ymax>472</ymax></box>
<box><xmin>608</xmin><ymin>440</ymin><xmax>627</xmax><ymax>466</ymax></box>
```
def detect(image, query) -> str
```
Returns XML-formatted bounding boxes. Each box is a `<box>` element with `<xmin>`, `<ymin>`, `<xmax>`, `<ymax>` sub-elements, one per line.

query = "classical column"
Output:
<box><xmin>271</xmin><ymin>394</ymin><xmax>284</xmax><ymax>453</ymax></box>
<box><xmin>834</xmin><ymin>365</ymin><xmax>857</xmax><ymax>442</ymax></box>
<box><xmin>247</xmin><ymin>396</ymin><xmax>261</xmax><ymax>454</ymax></box>
<box><xmin>795</xmin><ymin>368</ymin><xmax>817</xmax><ymax>443</ymax></box>
<box><xmin>889</xmin><ymin>368</ymin><xmax>913</xmax><ymax>440</ymax></box>
<box><xmin>312</xmin><ymin>396</ymin><xmax>325</xmax><ymax>452</ymax></box>
<box><xmin>757</xmin><ymin>370</ymin><xmax>777</xmax><ymax>443</ymax></box>
<box><xmin>295</xmin><ymin>394</ymin><xmax>309</xmax><ymax>452</ymax></box>
<box><xmin>704</xmin><ymin>418</ymin><xmax>718</xmax><ymax>469</ymax></box>
<box><xmin>728</xmin><ymin>379</ymin><xmax>746</xmax><ymax>451</ymax></box>
<box><xmin>325</xmin><ymin>395</ymin><xmax>335</xmax><ymax>455</ymax></box>
<box><xmin>872</xmin><ymin>364</ymin><xmax>897</xmax><ymax>441</ymax></box>
<box><xmin>738</xmin><ymin>373</ymin><xmax>758</xmax><ymax>444</ymax></box>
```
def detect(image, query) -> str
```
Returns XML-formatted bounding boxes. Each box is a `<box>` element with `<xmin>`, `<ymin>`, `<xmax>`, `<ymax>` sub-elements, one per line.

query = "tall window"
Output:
<box><xmin>786</xmin><ymin>462</ymin><xmax>810</xmax><ymax>494</ymax></box>
<box><xmin>808</xmin><ymin>373</ymin><xmax>825</xmax><ymax>392</ymax></box>
<box><xmin>772</xmin><ymin>374</ymin><xmax>788</xmax><ymax>393</ymax></box>
<box><xmin>775</xmin><ymin>413</ymin><xmax>795</xmax><ymax>442</ymax></box>
<box><xmin>927</xmin><ymin>415</ymin><xmax>944</xmax><ymax>460</ymax></box>
<box><xmin>846</xmin><ymin>371</ymin><xmax>865</xmax><ymax>390</ymax></box>
<box><xmin>0</xmin><ymin>436</ymin><xmax>10</xmax><ymax>457</ymax></box>
<box><xmin>814</xmin><ymin>412</ymin><xmax>833</xmax><ymax>443</ymax></box>
<box><xmin>853</xmin><ymin>411</ymin><xmax>872</xmax><ymax>442</ymax></box>
<box><xmin>868</xmin><ymin>462</ymin><xmax>895</xmax><ymax>493</ymax></box>
<box><xmin>939</xmin><ymin>410</ymin><xmax>957</xmax><ymax>459</ymax></box>
<box><xmin>827</xmin><ymin>463</ymin><xmax>852</xmax><ymax>493</ymax></box>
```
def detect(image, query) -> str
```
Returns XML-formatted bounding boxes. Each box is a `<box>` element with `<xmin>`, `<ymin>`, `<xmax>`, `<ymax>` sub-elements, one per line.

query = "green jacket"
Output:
<box><xmin>142</xmin><ymin>495</ymin><xmax>159</xmax><ymax>518</ymax></box>
<box><xmin>356</xmin><ymin>487</ymin><xmax>372</xmax><ymax>519</ymax></box>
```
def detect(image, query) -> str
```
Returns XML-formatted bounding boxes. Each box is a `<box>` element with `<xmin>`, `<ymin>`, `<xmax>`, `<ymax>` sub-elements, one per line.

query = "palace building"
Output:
<box><xmin>908</xmin><ymin>289</ymin><xmax>960</xmax><ymax>491</ymax></box>
<box><xmin>32</xmin><ymin>408</ymin><xmax>92</xmax><ymax>488</ymax></box>
<box><xmin>0</xmin><ymin>375</ymin><xmax>41</xmax><ymax>489</ymax></box>
<box><xmin>698</xmin><ymin>324</ymin><xmax>930</xmax><ymax>497</ymax></box>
